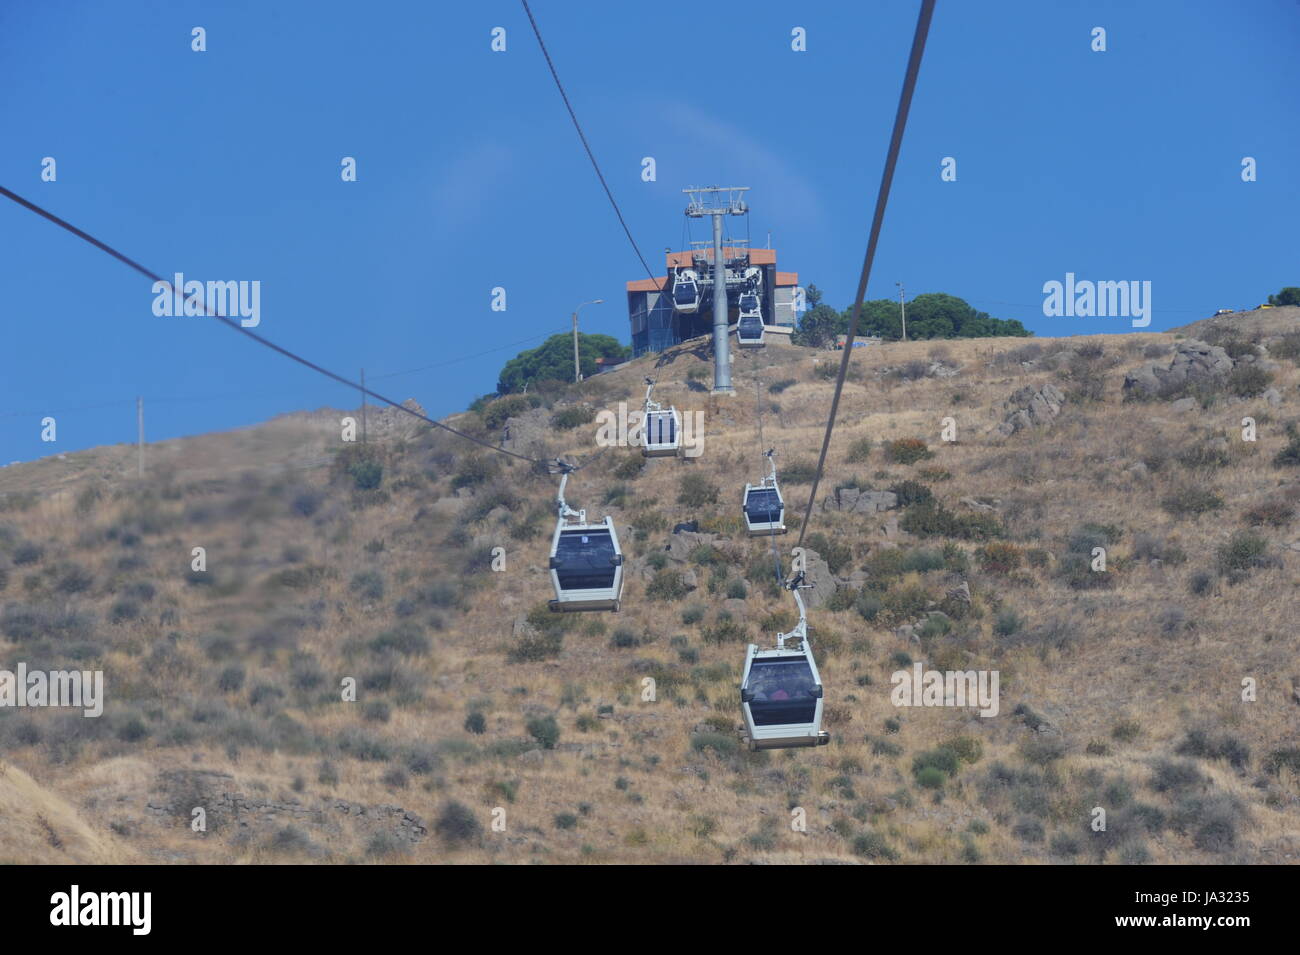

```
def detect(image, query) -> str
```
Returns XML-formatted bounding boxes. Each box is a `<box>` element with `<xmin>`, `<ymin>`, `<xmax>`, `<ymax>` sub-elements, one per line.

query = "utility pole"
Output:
<box><xmin>136</xmin><ymin>396</ymin><xmax>144</xmax><ymax>477</ymax></box>
<box><xmin>896</xmin><ymin>281</ymin><xmax>907</xmax><ymax>342</ymax></box>
<box><xmin>572</xmin><ymin>299</ymin><xmax>603</xmax><ymax>384</ymax></box>
<box><xmin>685</xmin><ymin>186</ymin><xmax>749</xmax><ymax>395</ymax></box>
<box><xmin>360</xmin><ymin>368</ymin><xmax>367</xmax><ymax>443</ymax></box>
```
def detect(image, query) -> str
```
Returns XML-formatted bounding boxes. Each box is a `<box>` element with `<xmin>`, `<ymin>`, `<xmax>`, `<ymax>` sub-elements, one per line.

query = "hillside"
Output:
<box><xmin>2</xmin><ymin>308</ymin><xmax>1299</xmax><ymax>864</ymax></box>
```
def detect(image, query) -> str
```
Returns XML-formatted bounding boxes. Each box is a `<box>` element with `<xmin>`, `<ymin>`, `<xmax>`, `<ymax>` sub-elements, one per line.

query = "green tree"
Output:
<box><xmin>792</xmin><ymin>303</ymin><xmax>846</xmax><ymax>347</ymax></box>
<box><xmin>1267</xmin><ymin>287</ymin><xmax>1300</xmax><ymax>307</ymax></box>
<box><xmin>496</xmin><ymin>333</ymin><xmax>630</xmax><ymax>395</ymax></box>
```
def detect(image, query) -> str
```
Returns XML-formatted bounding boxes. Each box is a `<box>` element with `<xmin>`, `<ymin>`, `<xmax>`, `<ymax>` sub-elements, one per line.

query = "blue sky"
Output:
<box><xmin>2</xmin><ymin>0</ymin><xmax>1297</xmax><ymax>463</ymax></box>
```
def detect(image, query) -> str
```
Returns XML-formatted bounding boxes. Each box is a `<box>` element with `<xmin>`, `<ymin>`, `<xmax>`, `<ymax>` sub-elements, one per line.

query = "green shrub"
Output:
<box><xmin>677</xmin><ymin>473</ymin><xmax>718</xmax><ymax>507</ymax></box>
<box><xmin>854</xmin><ymin>591</ymin><xmax>882</xmax><ymax>621</ymax></box>
<box><xmin>1175</xmin><ymin>728</ymin><xmax>1250</xmax><ymax>769</ymax></box>
<box><xmin>526</xmin><ymin>714</ymin><xmax>561</xmax><ymax>750</ymax></box>
<box><xmin>1160</xmin><ymin>485</ymin><xmax>1223</xmax><ymax>518</ymax></box>
<box><xmin>901</xmin><ymin>501</ymin><xmax>1003</xmax><ymax>541</ymax></box>
<box><xmin>845</xmin><ymin>437</ymin><xmax>873</xmax><ymax>463</ymax></box>
<box><xmin>609</xmin><ymin>627</ymin><xmax>641</xmax><ymax>649</ymax></box>
<box><xmin>369</xmin><ymin>623</ymin><xmax>429</xmax><ymax>656</ymax></box>
<box><xmin>217</xmin><ymin>665</ymin><xmax>245</xmax><ymax>692</ymax></box>
<box><xmin>994</xmin><ymin>608</ymin><xmax>1023</xmax><ymax>636</ymax></box>
<box><xmin>1264</xmin><ymin>748</ymin><xmax>1300</xmax><ymax>777</ymax></box>
<box><xmin>1226</xmin><ymin>364</ymin><xmax>1271</xmax><ymax>398</ymax></box>
<box><xmin>552</xmin><ymin>406</ymin><xmax>595</xmax><ymax>430</ymax></box>
<box><xmin>1243</xmin><ymin>497</ymin><xmax>1295</xmax><ymax>527</ymax></box>
<box><xmin>481</xmin><ymin>394</ymin><xmax>540</xmax><ymax>430</ymax></box>
<box><xmin>888</xmin><ymin>480</ymin><xmax>933</xmax><ymax>507</ymax></box>
<box><xmin>976</xmin><ymin>542</ymin><xmax>1022</xmax><ymax>574</ymax></box>
<box><xmin>691</xmin><ymin>732</ymin><xmax>739</xmax><ymax>756</ymax></box>
<box><xmin>912</xmin><ymin>747</ymin><xmax>959</xmax><ymax>786</ymax></box>
<box><xmin>702</xmin><ymin>616</ymin><xmax>747</xmax><ymax>644</ymax></box>
<box><xmin>1273</xmin><ymin>424</ymin><xmax>1300</xmax><ymax>467</ymax></box>
<box><xmin>647</xmin><ymin>570</ymin><xmax>688</xmax><ymax>601</ymax></box>
<box><xmin>914</xmin><ymin>766</ymin><xmax>947</xmax><ymax>790</ymax></box>
<box><xmin>780</xmin><ymin>460</ymin><xmax>818</xmax><ymax>484</ymax></box>
<box><xmin>1216</xmin><ymin>531</ymin><xmax>1269</xmax><ymax>575</ymax></box>
<box><xmin>1267</xmin><ymin>329</ymin><xmax>1300</xmax><ymax>360</ymax></box>
<box><xmin>807</xmin><ymin>532</ymin><xmax>852</xmax><ymax>574</ymax></box>
<box><xmin>350</xmin><ymin>570</ymin><xmax>385</xmax><ymax>601</ymax></box>
<box><xmin>851</xmin><ymin>830</ymin><xmax>899</xmax><ymax>860</ymax></box>
<box><xmin>435</xmin><ymin>800</ymin><xmax>482</xmax><ymax>845</ymax></box>
<box><xmin>613</xmin><ymin>455</ymin><xmax>644</xmax><ymax>480</ymax></box>
<box><xmin>451</xmin><ymin>456</ymin><xmax>500</xmax><ymax>490</ymax></box>
<box><xmin>885</xmin><ymin>438</ymin><xmax>933</xmax><ymax>465</ymax></box>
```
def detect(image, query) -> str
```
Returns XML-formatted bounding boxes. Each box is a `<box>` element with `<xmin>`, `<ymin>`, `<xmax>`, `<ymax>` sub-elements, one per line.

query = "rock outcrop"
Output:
<box><xmin>823</xmin><ymin>486</ymin><xmax>898</xmax><ymax>514</ymax></box>
<box><xmin>1122</xmin><ymin>339</ymin><xmax>1234</xmax><ymax>400</ymax></box>
<box><xmin>997</xmin><ymin>383</ymin><xmax>1065</xmax><ymax>436</ymax></box>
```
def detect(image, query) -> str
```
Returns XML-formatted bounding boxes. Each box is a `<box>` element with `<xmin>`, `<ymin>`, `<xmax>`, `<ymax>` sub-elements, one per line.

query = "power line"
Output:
<box><xmin>520</xmin><ymin>0</ymin><xmax>664</xmax><ymax>293</ymax></box>
<box><xmin>0</xmin><ymin>184</ymin><xmax>557</xmax><ymax>468</ymax></box>
<box><xmin>795</xmin><ymin>0</ymin><xmax>936</xmax><ymax>551</ymax></box>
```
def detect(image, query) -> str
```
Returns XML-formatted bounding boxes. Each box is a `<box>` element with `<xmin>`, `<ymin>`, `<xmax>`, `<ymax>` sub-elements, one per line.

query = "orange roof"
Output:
<box><xmin>626</xmin><ymin>277</ymin><xmax>668</xmax><ymax>293</ymax></box>
<box><xmin>665</xmin><ymin>247</ymin><xmax>777</xmax><ymax>268</ymax></box>
<box><xmin>775</xmin><ymin>271</ymin><xmax>798</xmax><ymax>286</ymax></box>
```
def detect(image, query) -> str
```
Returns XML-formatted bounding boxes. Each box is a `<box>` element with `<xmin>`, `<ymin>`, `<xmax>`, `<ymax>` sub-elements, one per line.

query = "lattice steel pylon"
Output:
<box><xmin>684</xmin><ymin>186</ymin><xmax>749</xmax><ymax>394</ymax></box>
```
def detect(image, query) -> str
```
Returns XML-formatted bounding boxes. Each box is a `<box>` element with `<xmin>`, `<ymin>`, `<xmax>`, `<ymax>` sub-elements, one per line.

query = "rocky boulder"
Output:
<box><xmin>795</xmin><ymin>548</ymin><xmax>836</xmax><ymax>611</ymax></box>
<box><xmin>499</xmin><ymin>406</ymin><xmax>552</xmax><ymax>457</ymax></box>
<box><xmin>664</xmin><ymin>530</ymin><xmax>722</xmax><ymax>563</ymax></box>
<box><xmin>1122</xmin><ymin>338</ymin><xmax>1234</xmax><ymax>400</ymax></box>
<box><xmin>824</xmin><ymin>486</ymin><xmax>898</xmax><ymax>514</ymax></box>
<box><xmin>997</xmin><ymin>383</ymin><xmax>1065</xmax><ymax>436</ymax></box>
<box><xmin>368</xmin><ymin>398</ymin><xmax>430</xmax><ymax>441</ymax></box>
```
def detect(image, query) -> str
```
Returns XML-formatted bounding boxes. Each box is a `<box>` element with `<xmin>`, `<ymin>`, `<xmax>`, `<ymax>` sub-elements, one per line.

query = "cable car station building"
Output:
<box><xmin>627</xmin><ymin>247</ymin><xmax>800</xmax><ymax>357</ymax></box>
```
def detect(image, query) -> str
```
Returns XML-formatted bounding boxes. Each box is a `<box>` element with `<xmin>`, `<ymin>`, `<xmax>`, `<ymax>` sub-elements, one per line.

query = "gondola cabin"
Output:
<box><xmin>739</xmin><ymin>643</ymin><xmax>829</xmax><ymax>750</ymax></box>
<box><xmin>742</xmin><ymin>484</ymin><xmax>784</xmax><ymax>535</ymax></box>
<box><xmin>737</xmin><ymin>314</ymin><xmax>765</xmax><ymax>348</ymax></box>
<box><xmin>672</xmin><ymin>268</ymin><xmax>701</xmax><ymax>314</ymax></box>
<box><xmin>642</xmin><ymin>407</ymin><xmax>681</xmax><ymax>457</ymax></box>
<box><xmin>548</xmin><ymin>517</ymin><xmax>624</xmax><ymax>612</ymax></box>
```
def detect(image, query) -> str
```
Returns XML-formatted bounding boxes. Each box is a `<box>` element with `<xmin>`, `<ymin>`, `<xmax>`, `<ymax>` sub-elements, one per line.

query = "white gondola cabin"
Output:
<box><xmin>548</xmin><ymin>466</ymin><xmax>623</xmax><ymax>612</ymax></box>
<box><xmin>640</xmin><ymin>377</ymin><xmax>681</xmax><ymax>458</ymax></box>
<box><xmin>672</xmin><ymin>267</ymin><xmax>701</xmax><ymax>314</ymax></box>
<box><xmin>742</xmin><ymin>449</ymin><xmax>786</xmax><ymax>536</ymax></box>
<box><xmin>737</xmin><ymin>314</ymin><xmax>765</xmax><ymax>348</ymax></box>
<box><xmin>739</xmin><ymin>581</ymin><xmax>829</xmax><ymax>750</ymax></box>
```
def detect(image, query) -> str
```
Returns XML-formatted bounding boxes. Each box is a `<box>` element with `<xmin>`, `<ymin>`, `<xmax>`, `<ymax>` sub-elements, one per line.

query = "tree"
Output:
<box><xmin>792</xmin><ymin>291</ymin><xmax>1030</xmax><ymax>345</ymax></box>
<box><xmin>496</xmin><ymin>333</ymin><xmax>630</xmax><ymax>395</ymax></box>
<box><xmin>1268</xmin><ymin>287</ymin><xmax>1300</xmax><ymax>307</ymax></box>
<box><xmin>791</xmin><ymin>303</ymin><xmax>844</xmax><ymax>347</ymax></box>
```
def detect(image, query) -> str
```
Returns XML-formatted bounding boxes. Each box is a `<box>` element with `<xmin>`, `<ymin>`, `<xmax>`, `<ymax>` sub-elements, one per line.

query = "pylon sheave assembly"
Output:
<box><xmin>547</xmin><ymin>462</ymin><xmax>623</xmax><ymax>612</ymax></box>
<box><xmin>739</xmin><ymin>576</ymin><xmax>829</xmax><ymax>750</ymax></box>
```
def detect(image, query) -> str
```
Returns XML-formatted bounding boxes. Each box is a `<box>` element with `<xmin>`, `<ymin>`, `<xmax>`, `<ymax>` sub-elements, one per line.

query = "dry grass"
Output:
<box><xmin>1</xmin><ymin>310</ymin><xmax>1299</xmax><ymax>864</ymax></box>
